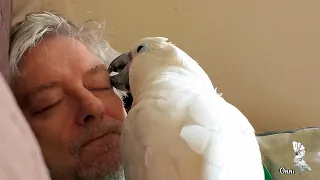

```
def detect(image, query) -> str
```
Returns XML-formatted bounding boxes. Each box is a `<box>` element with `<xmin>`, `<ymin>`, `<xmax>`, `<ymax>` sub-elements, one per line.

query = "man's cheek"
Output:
<box><xmin>102</xmin><ymin>96</ymin><xmax>126</xmax><ymax>121</ymax></box>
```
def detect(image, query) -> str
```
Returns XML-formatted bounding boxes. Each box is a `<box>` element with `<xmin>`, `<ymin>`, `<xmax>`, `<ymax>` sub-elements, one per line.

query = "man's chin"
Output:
<box><xmin>76</xmin><ymin>165</ymin><xmax>124</xmax><ymax>180</ymax></box>
<box><xmin>76</xmin><ymin>152</ymin><xmax>123</xmax><ymax>180</ymax></box>
<box><xmin>77</xmin><ymin>162</ymin><xmax>123</xmax><ymax>180</ymax></box>
<box><xmin>76</xmin><ymin>134</ymin><xmax>122</xmax><ymax>179</ymax></box>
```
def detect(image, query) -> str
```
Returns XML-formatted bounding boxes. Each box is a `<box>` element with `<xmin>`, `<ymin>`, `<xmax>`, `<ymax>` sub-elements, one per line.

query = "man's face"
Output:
<box><xmin>12</xmin><ymin>36</ymin><xmax>126</xmax><ymax>180</ymax></box>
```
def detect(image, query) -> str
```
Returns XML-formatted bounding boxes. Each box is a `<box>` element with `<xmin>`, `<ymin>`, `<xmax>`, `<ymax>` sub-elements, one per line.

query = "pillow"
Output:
<box><xmin>0</xmin><ymin>0</ymin><xmax>11</xmax><ymax>79</ymax></box>
<box><xmin>257</xmin><ymin>127</ymin><xmax>320</xmax><ymax>180</ymax></box>
<box><xmin>0</xmin><ymin>74</ymin><xmax>51</xmax><ymax>180</ymax></box>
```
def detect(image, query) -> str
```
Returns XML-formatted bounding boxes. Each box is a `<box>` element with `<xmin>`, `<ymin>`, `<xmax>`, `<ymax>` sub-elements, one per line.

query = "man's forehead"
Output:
<box><xmin>13</xmin><ymin>39</ymin><xmax>109</xmax><ymax>97</ymax></box>
<box><xmin>23</xmin><ymin>36</ymin><xmax>82</xmax><ymax>58</ymax></box>
<box><xmin>18</xmin><ymin>36</ymin><xmax>96</xmax><ymax>70</ymax></box>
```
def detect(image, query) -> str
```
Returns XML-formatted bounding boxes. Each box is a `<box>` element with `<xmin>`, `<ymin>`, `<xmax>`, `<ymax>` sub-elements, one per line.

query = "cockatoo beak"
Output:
<box><xmin>108</xmin><ymin>52</ymin><xmax>133</xmax><ymax>92</ymax></box>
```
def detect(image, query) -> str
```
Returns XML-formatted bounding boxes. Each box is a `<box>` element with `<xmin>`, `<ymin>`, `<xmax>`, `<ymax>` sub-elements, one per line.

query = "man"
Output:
<box><xmin>5</xmin><ymin>11</ymin><xmax>127</xmax><ymax>180</ymax></box>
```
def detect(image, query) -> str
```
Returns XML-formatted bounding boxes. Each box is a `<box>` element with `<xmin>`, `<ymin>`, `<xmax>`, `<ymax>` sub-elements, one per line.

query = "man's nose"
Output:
<box><xmin>75</xmin><ymin>90</ymin><xmax>105</xmax><ymax>126</ymax></box>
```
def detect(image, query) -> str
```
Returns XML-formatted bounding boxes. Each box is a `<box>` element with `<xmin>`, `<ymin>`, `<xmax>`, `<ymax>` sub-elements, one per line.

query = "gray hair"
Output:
<box><xmin>7</xmin><ymin>11</ymin><xmax>126</xmax><ymax>98</ymax></box>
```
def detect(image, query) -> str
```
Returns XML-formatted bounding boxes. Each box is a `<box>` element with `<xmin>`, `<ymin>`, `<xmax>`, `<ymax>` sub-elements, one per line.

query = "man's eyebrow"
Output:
<box><xmin>85</xmin><ymin>64</ymin><xmax>108</xmax><ymax>76</ymax></box>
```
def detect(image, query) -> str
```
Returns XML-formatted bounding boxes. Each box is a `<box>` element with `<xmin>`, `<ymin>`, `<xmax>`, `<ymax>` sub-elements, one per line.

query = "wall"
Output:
<box><xmin>12</xmin><ymin>0</ymin><xmax>320</xmax><ymax>133</ymax></box>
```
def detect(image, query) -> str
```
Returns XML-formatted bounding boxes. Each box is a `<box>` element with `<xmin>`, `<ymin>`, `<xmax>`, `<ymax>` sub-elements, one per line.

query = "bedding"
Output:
<box><xmin>0</xmin><ymin>0</ymin><xmax>11</xmax><ymax>78</ymax></box>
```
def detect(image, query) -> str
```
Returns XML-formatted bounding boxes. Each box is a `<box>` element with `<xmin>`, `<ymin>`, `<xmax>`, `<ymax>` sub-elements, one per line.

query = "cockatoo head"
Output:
<box><xmin>108</xmin><ymin>37</ymin><xmax>180</xmax><ymax>92</ymax></box>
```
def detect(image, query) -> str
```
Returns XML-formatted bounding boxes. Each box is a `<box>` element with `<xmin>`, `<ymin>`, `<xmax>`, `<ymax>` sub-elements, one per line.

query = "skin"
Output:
<box><xmin>11</xmin><ymin>35</ymin><xmax>126</xmax><ymax>180</ymax></box>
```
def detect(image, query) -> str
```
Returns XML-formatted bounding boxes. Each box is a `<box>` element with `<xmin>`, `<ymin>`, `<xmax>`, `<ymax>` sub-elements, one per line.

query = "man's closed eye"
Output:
<box><xmin>89</xmin><ymin>87</ymin><xmax>113</xmax><ymax>91</ymax></box>
<box><xmin>33</xmin><ymin>100</ymin><xmax>62</xmax><ymax>115</ymax></box>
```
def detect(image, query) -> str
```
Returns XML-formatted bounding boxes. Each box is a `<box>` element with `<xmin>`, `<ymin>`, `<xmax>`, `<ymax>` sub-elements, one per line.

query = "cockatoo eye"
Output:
<box><xmin>136</xmin><ymin>45</ymin><xmax>145</xmax><ymax>53</ymax></box>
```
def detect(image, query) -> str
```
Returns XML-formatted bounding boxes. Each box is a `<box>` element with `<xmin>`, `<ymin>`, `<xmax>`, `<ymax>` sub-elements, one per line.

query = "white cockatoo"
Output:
<box><xmin>108</xmin><ymin>37</ymin><xmax>265</xmax><ymax>180</ymax></box>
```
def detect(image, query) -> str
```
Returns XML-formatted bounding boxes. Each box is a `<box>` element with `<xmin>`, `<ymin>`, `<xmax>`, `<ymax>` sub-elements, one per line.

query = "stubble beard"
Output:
<box><xmin>69</xmin><ymin>121</ymin><xmax>125</xmax><ymax>180</ymax></box>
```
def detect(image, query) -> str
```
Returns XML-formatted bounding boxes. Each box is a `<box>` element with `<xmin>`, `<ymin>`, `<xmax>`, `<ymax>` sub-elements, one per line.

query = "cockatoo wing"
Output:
<box><xmin>180</xmin><ymin>92</ymin><xmax>264</xmax><ymax>180</ymax></box>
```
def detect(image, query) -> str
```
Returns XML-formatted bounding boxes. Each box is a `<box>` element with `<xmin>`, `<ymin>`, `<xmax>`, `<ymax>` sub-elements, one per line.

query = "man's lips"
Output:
<box><xmin>82</xmin><ymin>131</ymin><xmax>120</xmax><ymax>147</ymax></box>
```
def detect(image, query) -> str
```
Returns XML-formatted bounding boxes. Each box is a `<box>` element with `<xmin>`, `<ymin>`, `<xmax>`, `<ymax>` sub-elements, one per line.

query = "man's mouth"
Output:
<box><xmin>82</xmin><ymin>131</ymin><xmax>121</xmax><ymax>148</ymax></box>
<box><xmin>83</xmin><ymin>133</ymin><xmax>106</xmax><ymax>147</ymax></box>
